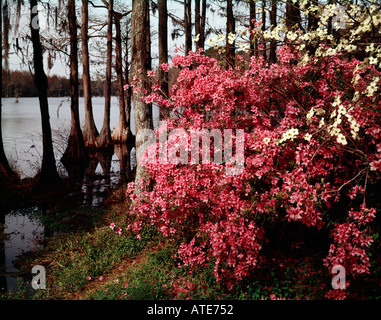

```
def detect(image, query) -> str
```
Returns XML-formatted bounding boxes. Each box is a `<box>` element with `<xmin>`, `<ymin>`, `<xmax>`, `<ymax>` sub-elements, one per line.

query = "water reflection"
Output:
<box><xmin>70</xmin><ymin>144</ymin><xmax>136</xmax><ymax>207</ymax></box>
<box><xmin>0</xmin><ymin>144</ymin><xmax>136</xmax><ymax>294</ymax></box>
<box><xmin>0</xmin><ymin>208</ymin><xmax>44</xmax><ymax>294</ymax></box>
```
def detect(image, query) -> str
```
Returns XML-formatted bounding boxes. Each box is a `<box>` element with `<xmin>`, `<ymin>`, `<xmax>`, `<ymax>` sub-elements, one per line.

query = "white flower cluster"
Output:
<box><xmin>205</xmin><ymin>29</ymin><xmax>253</xmax><ymax>53</ymax></box>
<box><xmin>263</xmin><ymin>24</ymin><xmax>287</xmax><ymax>42</ymax></box>
<box><xmin>304</xmin><ymin>133</ymin><xmax>312</xmax><ymax>142</ymax></box>
<box><xmin>306</xmin><ymin>107</ymin><xmax>325</xmax><ymax>124</ymax></box>
<box><xmin>366</xmin><ymin>76</ymin><xmax>380</xmax><ymax>97</ymax></box>
<box><xmin>327</xmin><ymin>97</ymin><xmax>360</xmax><ymax>145</ymax></box>
<box><xmin>278</xmin><ymin>128</ymin><xmax>299</xmax><ymax>145</ymax></box>
<box><xmin>263</xmin><ymin>137</ymin><xmax>271</xmax><ymax>145</ymax></box>
<box><xmin>305</xmin><ymin>98</ymin><xmax>360</xmax><ymax>146</ymax></box>
<box><xmin>206</xmin><ymin>32</ymin><xmax>238</xmax><ymax>50</ymax></box>
<box><xmin>228</xmin><ymin>32</ymin><xmax>236</xmax><ymax>45</ymax></box>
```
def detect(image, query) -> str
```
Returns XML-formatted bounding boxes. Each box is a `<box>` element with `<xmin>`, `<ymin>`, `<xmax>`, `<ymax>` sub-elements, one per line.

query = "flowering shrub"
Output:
<box><xmin>127</xmin><ymin>44</ymin><xmax>380</xmax><ymax>298</ymax></box>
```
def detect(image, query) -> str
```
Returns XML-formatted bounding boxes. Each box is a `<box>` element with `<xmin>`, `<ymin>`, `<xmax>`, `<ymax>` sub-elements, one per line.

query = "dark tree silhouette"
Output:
<box><xmin>95</xmin><ymin>0</ymin><xmax>113</xmax><ymax>149</ymax></box>
<box><xmin>225</xmin><ymin>0</ymin><xmax>235</xmax><ymax>68</ymax></box>
<box><xmin>81</xmin><ymin>0</ymin><xmax>99</xmax><ymax>147</ymax></box>
<box><xmin>62</xmin><ymin>0</ymin><xmax>88</xmax><ymax>165</ymax></box>
<box><xmin>184</xmin><ymin>0</ymin><xmax>192</xmax><ymax>54</ymax></box>
<box><xmin>0</xmin><ymin>0</ymin><xmax>17</xmax><ymax>188</ymax></box>
<box><xmin>158</xmin><ymin>0</ymin><xmax>169</xmax><ymax>120</ymax></box>
<box><xmin>269</xmin><ymin>0</ymin><xmax>277</xmax><ymax>64</ymax></box>
<box><xmin>30</xmin><ymin>0</ymin><xmax>62</xmax><ymax>187</ymax></box>
<box><xmin>112</xmin><ymin>11</ymin><xmax>130</xmax><ymax>143</ymax></box>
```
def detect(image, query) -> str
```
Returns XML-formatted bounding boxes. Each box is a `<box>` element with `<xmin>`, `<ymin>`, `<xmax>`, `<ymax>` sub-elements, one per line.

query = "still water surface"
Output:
<box><xmin>1</xmin><ymin>96</ymin><xmax>159</xmax><ymax>294</ymax></box>
<box><xmin>2</xmin><ymin>96</ymin><xmax>138</xmax><ymax>178</ymax></box>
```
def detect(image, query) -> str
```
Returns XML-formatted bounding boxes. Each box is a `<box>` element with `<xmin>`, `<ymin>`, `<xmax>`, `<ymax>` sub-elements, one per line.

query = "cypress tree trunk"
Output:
<box><xmin>269</xmin><ymin>0</ymin><xmax>277</xmax><ymax>64</ymax></box>
<box><xmin>158</xmin><ymin>0</ymin><xmax>169</xmax><ymax>120</ymax></box>
<box><xmin>2</xmin><ymin>0</ymin><xmax>9</xmax><ymax>73</ymax></box>
<box><xmin>261</xmin><ymin>0</ymin><xmax>267</xmax><ymax>61</ymax></box>
<box><xmin>286</xmin><ymin>0</ymin><xmax>301</xmax><ymax>31</ymax></box>
<box><xmin>30</xmin><ymin>0</ymin><xmax>61</xmax><ymax>187</ymax></box>
<box><xmin>226</xmin><ymin>0</ymin><xmax>235</xmax><ymax>69</ymax></box>
<box><xmin>131</xmin><ymin>0</ymin><xmax>153</xmax><ymax>196</ymax></box>
<box><xmin>95</xmin><ymin>0</ymin><xmax>113</xmax><ymax>149</ymax></box>
<box><xmin>184</xmin><ymin>0</ymin><xmax>192</xmax><ymax>54</ymax></box>
<box><xmin>62</xmin><ymin>0</ymin><xmax>88</xmax><ymax>164</ymax></box>
<box><xmin>81</xmin><ymin>0</ymin><xmax>98</xmax><ymax>147</ymax></box>
<box><xmin>200</xmin><ymin>0</ymin><xmax>206</xmax><ymax>49</ymax></box>
<box><xmin>195</xmin><ymin>0</ymin><xmax>200</xmax><ymax>50</ymax></box>
<box><xmin>123</xmin><ymin>17</ymin><xmax>134</xmax><ymax>148</ymax></box>
<box><xmin>112</xmin><ymin>13</ymin><xmax>129</xmax><ymax>143</ymax></box>
<box><xmin>249</xmin><ymin>0</ymin><xmax>258</xmax><ymax>58</ymax></box>
<box><xmin>0</xmin><ymin>0</ymin><xmax>17</xmax><ymax>188</ymax></box>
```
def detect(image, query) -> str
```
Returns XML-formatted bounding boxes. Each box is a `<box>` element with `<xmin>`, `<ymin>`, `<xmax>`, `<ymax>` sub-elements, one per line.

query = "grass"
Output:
<box><xmin>86</xmin><ymin>244</ymin><xmax>177</xmax><ymax>300</ymax></box>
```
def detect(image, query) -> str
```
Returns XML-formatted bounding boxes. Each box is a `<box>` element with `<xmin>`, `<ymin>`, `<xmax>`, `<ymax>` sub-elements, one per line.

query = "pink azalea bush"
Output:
<box><xmin>127</xmin><ymin>45</ymin><xmax>380</xmax><ymax>299</ymax></box>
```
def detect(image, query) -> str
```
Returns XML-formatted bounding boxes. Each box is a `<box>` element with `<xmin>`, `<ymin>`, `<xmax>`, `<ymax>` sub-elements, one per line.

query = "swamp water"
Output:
<box><xmin>0</xmin><ymin>208</ymin><xmax>44</xmax><ymax>295</ymax></box>
<box><xmin>0</xmin><ymin>96</ymin><xmax>159</xmax><ymax>295</ymax></box>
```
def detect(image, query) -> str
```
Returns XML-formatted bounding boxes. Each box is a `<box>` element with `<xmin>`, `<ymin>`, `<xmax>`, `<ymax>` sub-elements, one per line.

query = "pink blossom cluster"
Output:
<box><xmin>127</xmin><ymin>46</ymin><xmax>380</xmax><ymax>298</ymax></box>
<box><xmin>110</xmin><ymin>222</ymin><xmax>122</xmax><ymax>235</ymax></box>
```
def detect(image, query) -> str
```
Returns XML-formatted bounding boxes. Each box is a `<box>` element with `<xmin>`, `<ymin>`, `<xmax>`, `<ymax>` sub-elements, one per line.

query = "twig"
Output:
<box><xmin>327</xmin><ymin>168</ymin><xmax>367</xmax><ymax>194</ymax></box>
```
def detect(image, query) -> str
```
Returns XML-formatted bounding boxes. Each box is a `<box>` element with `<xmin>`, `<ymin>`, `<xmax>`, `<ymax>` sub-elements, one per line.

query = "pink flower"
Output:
<box><xmin>128</xmin><ymin>44</ymin><xmax>381</xmax><ymax>297</ymax></box>
<box><xmin>115</xmin><ymin>227</ymin><xmax>122</xmax><ymax>235</ymax></box>
<box><xmin>99</xmin><ymin>276</ymin><xmax>104</xmax><ymax>282</ymax></box>
<box><xmin>160</xmin><ymin>63</ymin><xmax>170</xmax><ymax>72</ymax></box>
<box><xmin>286</xmin><ymin>206</ymin><xmax>303</xmax><ymax>221</ymax></box>
<box><xmin>123</xmin><ymin>84</ymin><xmax>129</xmax><ymax>90</ymax></box>
<box><xmin>87</xmin><ymin>276</ymin><xmax>92</xmax><ymax>281</ymax></box>
<box><xmin>110</xmin><ymin>222</ymin><xmax>115</xmax><ymax>230</ymax></box>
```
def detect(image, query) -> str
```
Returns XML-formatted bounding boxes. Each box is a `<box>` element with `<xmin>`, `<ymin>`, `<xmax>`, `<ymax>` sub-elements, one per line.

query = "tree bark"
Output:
<box><xmin>195</xmin><ymin>0</ymin><xmax>200</xmax><ymax>50</ymax></box>
<box><xmin>269</xmin><ymin>0</ymin><xmax>277</xmax><ymax>64</ymax></box>
<box><xmin>286</xmin><ymin>0</ymin><xmax>301</xmax><ymax>31</ymax></box>
<box><xmin>81</xmin><ymin>0</ymin><xmax>98</xmax><ymax>147</ymax></box>
<box><xmin>62</xmin><ymin>0</ymin><xmax>88</xmax><ymax>164</ymax></box>
<box><xmin>2</xmin><ymin>0</ymin><xmax>10</xmax><ymax>100</ymax></box>
<box><xmin>158</xmin><ymin>0</ymin><xmax>169</xmax><ymax>120</ymax></box>
<box><xmin>112</xmin><ymin>12</ymin><xmax>129</xmax><ymax>143</ymax></box>
<box><xmin>30</xmin><ymin>0</ymin><xmax>61</xmax><ymax>187</ymax></box>
<box><xmin>2</xmin><ymin>0</ymin><xmax>9</xmax><ymax>73</ymax></box>
<box><xmin>95</xmin><ymin>0</ymin><xmax>113</xmax><ymax>149</ymax></box>
<box><xmin>184</xmin><ymin>0</ymin><xmax>192</xmax><ymax>54</ymax></box>
<box><xmin>131</xmin><ymin>0</ymin><xmax>153</xmax><ymax>196</ymax></box>
<box><xmin>0</xmin><ymin>0</ymin><xmax>17</xmax><ymax>187</ymax></box>
<box><xmin>199</xmin><ymin>0</ymin><xmax>206</xmax><ymax>49</ymax></box>
<box><xmin>261</xmin><ymin>0</ymin><xmax>267</xmax><ymax>61</ymax></box>
<box><xmin>226</xmin><ymin>0</ymin><xmax>235</xmax><ymax>69</ymax></box>
<box><xmin>123</xmin><ymin>17</ymin><xmax>134</xmax><ymax>148</ymax></box>
<box><xmin>306</xmin><ymin>0</ymin><xmax>319</xmax><ymax>55</ymax></box>
<box><xmin>249</xmin><ymin>0</ymin><xmax>258</xmax><ymax>58</ymax></box>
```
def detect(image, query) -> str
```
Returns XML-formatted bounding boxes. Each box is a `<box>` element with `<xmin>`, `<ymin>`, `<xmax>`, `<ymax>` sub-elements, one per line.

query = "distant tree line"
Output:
<box><xmin>1</xmin><ymin>69</ymin><xmax>120</xmax><ymax>98</ymax></box>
